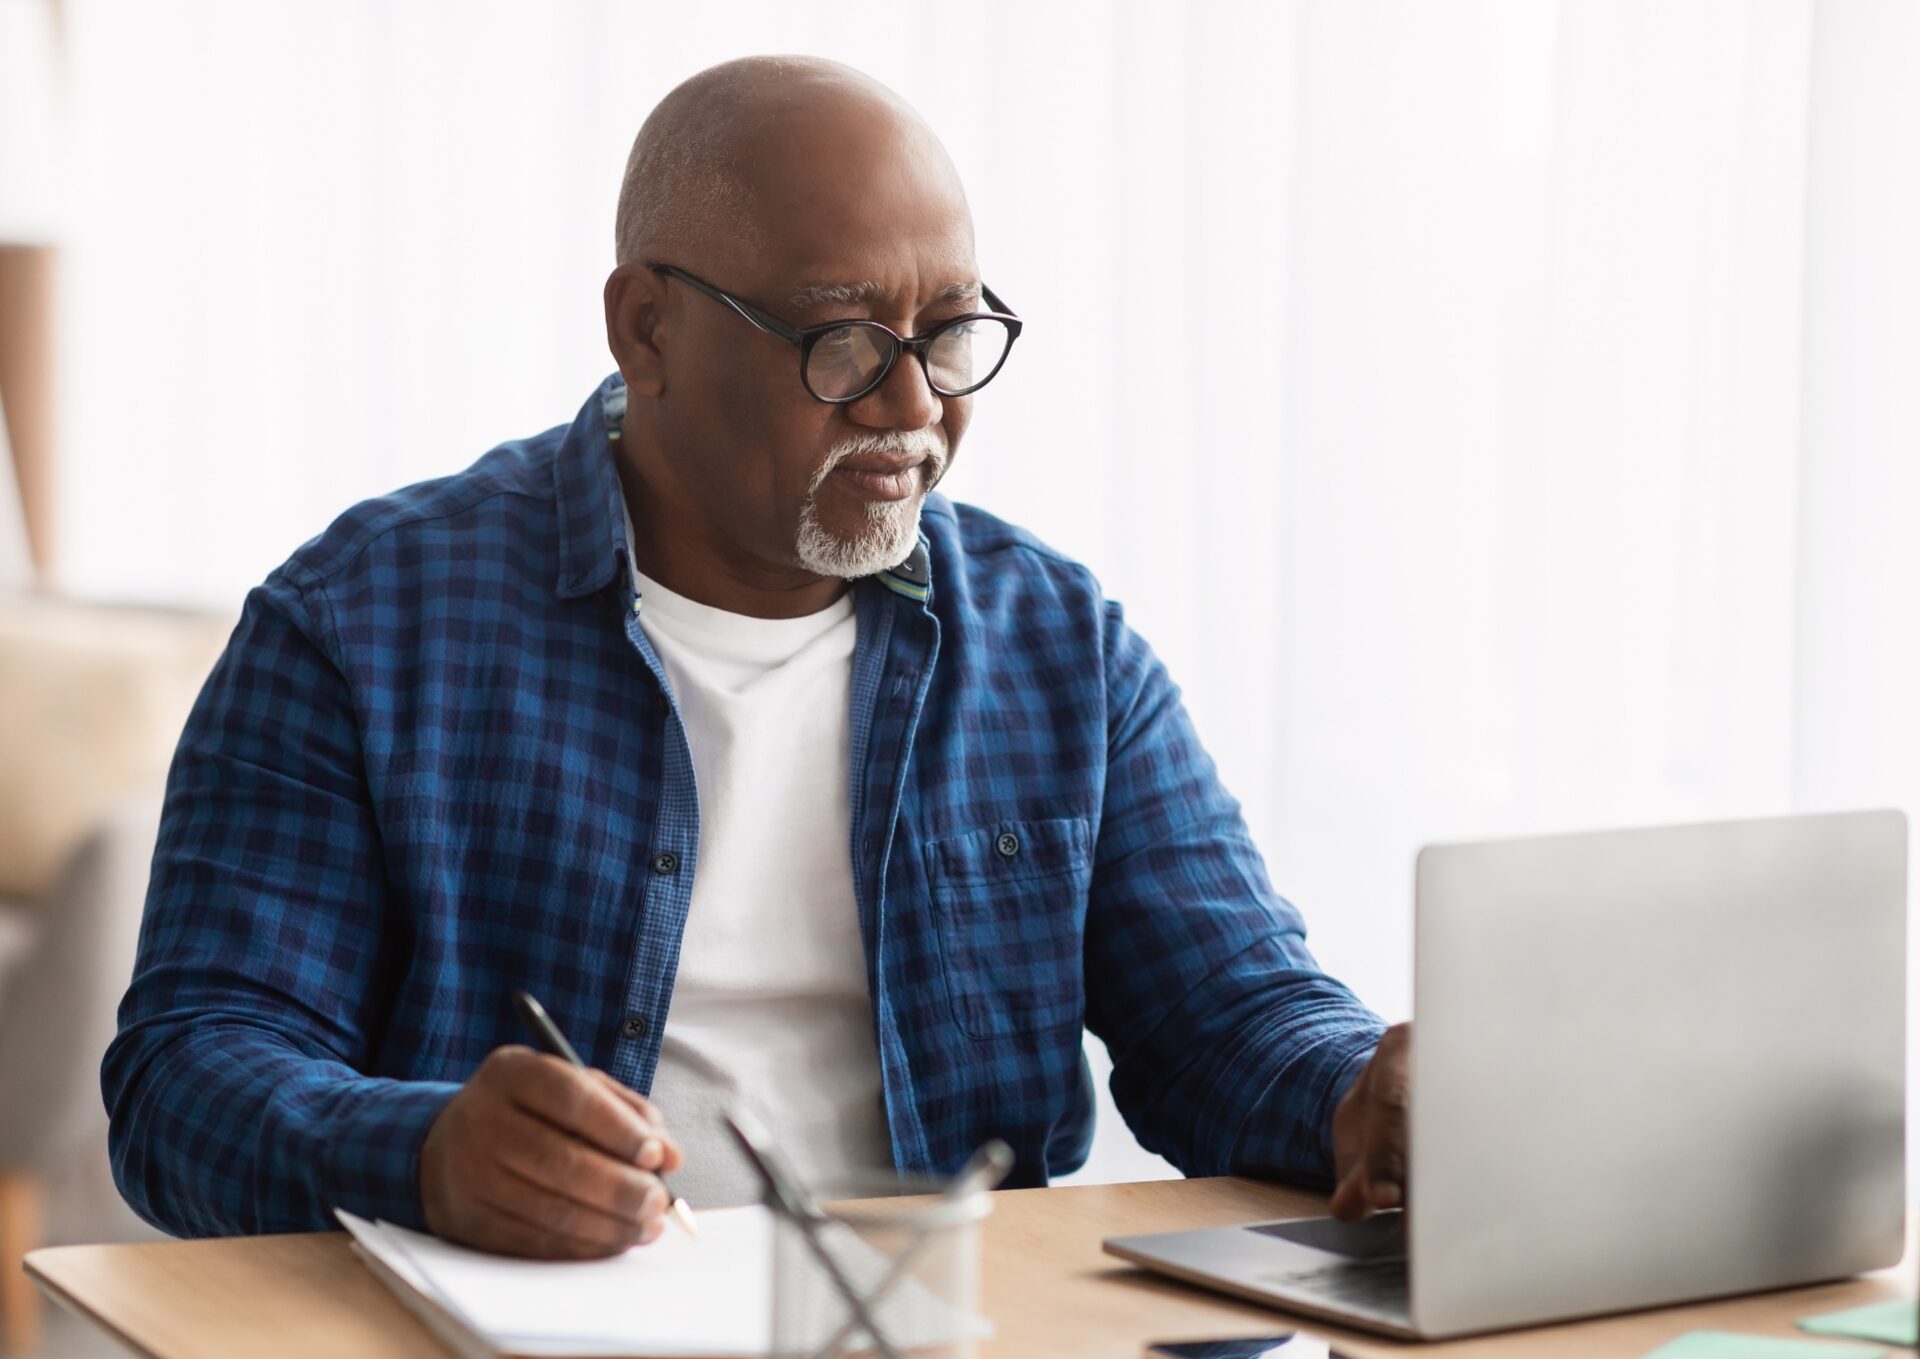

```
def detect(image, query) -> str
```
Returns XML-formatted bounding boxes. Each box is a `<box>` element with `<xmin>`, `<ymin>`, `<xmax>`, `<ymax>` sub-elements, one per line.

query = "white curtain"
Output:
<box><xmin>51</xmin><ymin>0</ymin><xmax>1920</xmax><ymax>1184</ymax></box>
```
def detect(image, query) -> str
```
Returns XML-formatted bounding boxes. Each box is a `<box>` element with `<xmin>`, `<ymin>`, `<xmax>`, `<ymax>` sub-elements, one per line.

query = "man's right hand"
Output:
<box><xmin>420</xmin><ymin>1045</ymin><xmax>684</xmax><ymax>1258</ymax></box>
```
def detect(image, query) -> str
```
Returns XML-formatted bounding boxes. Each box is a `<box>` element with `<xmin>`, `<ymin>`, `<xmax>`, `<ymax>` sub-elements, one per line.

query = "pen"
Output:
<box><xmin>512</xmin><ymin>989</ymin><xmax>699</xmax><ymax>1238</ymax></box>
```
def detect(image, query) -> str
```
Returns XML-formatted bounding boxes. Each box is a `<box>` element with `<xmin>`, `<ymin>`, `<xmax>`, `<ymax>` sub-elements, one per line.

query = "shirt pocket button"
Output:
<box><xmin>926</xmin><ymin>817</ymin><xmax>1090</xmax><ymax>1039</ymax></box>
<box><xmin>619</xmin><ymin>1014</ymin><xmax>650</xmax><ymax>1040</ymax></box>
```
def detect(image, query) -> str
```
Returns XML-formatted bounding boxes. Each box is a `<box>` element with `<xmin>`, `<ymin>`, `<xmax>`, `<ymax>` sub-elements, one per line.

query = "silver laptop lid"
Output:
<box><xmin>1409</xmin><ymin>810</ymin><xmax>1906</xmax><ymax>1337</ymax></box>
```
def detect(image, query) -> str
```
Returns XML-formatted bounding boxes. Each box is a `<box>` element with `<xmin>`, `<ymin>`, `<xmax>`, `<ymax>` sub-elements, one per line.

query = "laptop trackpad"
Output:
<box><xmin>1248</xmin><ymin>1212</ymin><xmax>1406</xmax><ymax>1260</ymax></box>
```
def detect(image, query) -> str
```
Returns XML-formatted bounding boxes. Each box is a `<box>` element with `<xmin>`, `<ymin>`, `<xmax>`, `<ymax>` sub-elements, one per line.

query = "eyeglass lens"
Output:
<box><xmin>805</xmin><ymin>317</ymin><xmax>1013</xmax><ymax>401</ymax></box>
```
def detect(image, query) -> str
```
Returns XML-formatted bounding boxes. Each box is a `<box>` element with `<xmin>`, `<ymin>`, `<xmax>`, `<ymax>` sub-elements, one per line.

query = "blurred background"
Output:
<box><xmin>2</xmin><ymin>0</ymin><xmax>1918</xmax><ymax>1352</ymax></box>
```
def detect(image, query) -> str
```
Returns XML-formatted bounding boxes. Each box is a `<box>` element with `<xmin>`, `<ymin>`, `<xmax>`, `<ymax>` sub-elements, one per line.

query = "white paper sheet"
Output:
<box><xmin>338</xmin><ymin>1207</ymin><xmax>772</xmax><ymax>1357</ymax></box>
<box><xmin>336</xmin><ymin>1205</ymin><xmax>989</xmax><ymax>1358</ymax></box>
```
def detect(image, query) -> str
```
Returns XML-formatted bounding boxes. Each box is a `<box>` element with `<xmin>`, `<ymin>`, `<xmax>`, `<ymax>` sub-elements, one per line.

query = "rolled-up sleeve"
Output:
<box><xmin>1084</xmin><ymin>599</ymin><xmax>1385</xmax><ymax>1184</ymax></box>
<box><xmin>101</xmin><ymin>564</ymin><xmax>457</xmax><ymax>1236</ymax></box>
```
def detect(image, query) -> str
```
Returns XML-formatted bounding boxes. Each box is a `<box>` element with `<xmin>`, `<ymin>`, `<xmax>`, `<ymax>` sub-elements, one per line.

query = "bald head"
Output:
<box><xmin>604</xmin><ymin>57</ymin><xmax>988</xmax><ymax>617</ymax></box>
<box><xmin>613</xmin><ymin>56</ymin><xmax>969</xmax><ymax>270</ymax></box>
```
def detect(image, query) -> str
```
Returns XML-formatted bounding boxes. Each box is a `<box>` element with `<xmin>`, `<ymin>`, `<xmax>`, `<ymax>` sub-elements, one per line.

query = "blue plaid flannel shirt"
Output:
<box><xmin>103</xmin><ymin>375</ymin><xmax>1385</xmax><ymax>1237</ymax></box>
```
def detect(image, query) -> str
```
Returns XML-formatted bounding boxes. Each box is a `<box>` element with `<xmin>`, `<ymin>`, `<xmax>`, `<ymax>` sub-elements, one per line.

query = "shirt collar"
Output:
<box><xmin>549</xmin><ymin>374</ymin><xmax>631</xmax><ymax>600</ymax></box>
<box><xmin>553</xmin><ymin>374</ymin><xmax>934</xmax><ymax>606</ymax></box>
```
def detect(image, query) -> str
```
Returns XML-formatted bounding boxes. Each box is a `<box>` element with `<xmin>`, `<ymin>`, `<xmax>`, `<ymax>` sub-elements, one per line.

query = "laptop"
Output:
<box><xmin>1104</xmin><ymin>811</ymin><xmax>1908</xmax><ymax>1340</ymax></box>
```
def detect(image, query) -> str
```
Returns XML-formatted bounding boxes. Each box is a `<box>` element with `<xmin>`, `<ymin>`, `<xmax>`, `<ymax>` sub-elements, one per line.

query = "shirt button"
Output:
<box><xmin>620</xmin><ymin>1014</ymin><xmax>650</xmax><ymax>1040</ymax></box>
<box><xmin>651</xmin><ymin>851</ymin><xmax>679</xmax><ymax>875</ymax></box>
<box><xmin>995</xmin><ymin>831</ymin><xmax>1021</xmax><ymax>859</ymax></box>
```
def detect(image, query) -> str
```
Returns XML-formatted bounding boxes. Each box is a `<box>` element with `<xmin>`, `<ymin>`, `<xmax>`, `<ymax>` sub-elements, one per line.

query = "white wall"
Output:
<box><xmin>42</xmin><ymin>0</ymin><xmax>1920</xmax><ymax>1184</ymax></box>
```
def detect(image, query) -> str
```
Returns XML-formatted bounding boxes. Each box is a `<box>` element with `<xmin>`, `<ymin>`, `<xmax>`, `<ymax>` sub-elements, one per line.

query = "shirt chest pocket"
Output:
<box><xmin>925</xmin><ymin>816</ymin><xmax>1092</xmax><ymax>1039</ymax></box>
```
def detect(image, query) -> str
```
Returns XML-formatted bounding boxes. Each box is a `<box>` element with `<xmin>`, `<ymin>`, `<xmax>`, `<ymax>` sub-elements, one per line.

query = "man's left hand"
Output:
<box><xmin>1329</xmin><ymin>1022</ymin><xmax>1410</xmax><ymax>1221</ymax></box>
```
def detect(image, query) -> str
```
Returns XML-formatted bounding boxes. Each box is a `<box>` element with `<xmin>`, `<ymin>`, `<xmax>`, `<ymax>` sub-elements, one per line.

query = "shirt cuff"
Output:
<box><xmin>315</xmin><ymin>1078</ymin><xmax>462</xmax><ymax>1230</ymax></box>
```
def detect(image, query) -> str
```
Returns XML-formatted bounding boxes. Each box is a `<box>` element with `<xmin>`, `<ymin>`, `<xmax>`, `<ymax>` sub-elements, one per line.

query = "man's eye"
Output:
<box><xmin>816</xmin><ymin>327</ymin><xmax>858</xmax><ymax>351</ymax></box>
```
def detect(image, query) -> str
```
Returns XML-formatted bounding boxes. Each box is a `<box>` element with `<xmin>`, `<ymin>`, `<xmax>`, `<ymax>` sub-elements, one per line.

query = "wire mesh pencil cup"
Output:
<box><xmin>769</xmin><ymin>1169</ymin><xmax>993</xmax><ymax>1359</ymax></box>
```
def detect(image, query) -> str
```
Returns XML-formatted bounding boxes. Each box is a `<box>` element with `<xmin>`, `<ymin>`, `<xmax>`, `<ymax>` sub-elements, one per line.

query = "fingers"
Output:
<box><xmin>420</xmin><ymin>1047</ymin><xmax>688</xmax><ymax>1260</ymax></box>
<box><xmin>470</xmin><ymin>1182</ymin><xmax>650</xmax><ymax>1259</ymax></box>
<box><xmin>1358</xmin><ymin>1076</ymin><xmax>1408</xmax><ymax>1209</ymax></box>
<box><xmin>591</xmin><ymin>1073</ymin><xmax>661</xmax><ymax>1127</ymax></box>
<box><xmin>1361</xmin><ymin>1033</ymin><xmax>1411</xmax><ymax>1210</ymax></box>
<box><xmin>1329</xmin><ymin>1089</ymin><xmax>1365</xmax><ymax>1218</ymax></box>
<box><xmin>1326</xmin><ymin>1024</ymin><xmax>1412</xmax><ymax>1221</ymax></box>
<box><xmin>592</xmin><ymin>1070</ymin><xmax>685</xmax><ymax>1174</ymax></box>
<box><xmin>492</xmin><ymin>1047</ymin><xmax>648</xmax><ymax>1158</ymax></box>
<box><xmin>490</xmin><ymin>1047</ymin><xmax>682</xmax><ymax>1172</ymax></box>
<box><xmin>469</xmin><ymin>1176</ymin><xmax>668</xmax><ymax>1259</ymax></box>
<box><xmin>493</xmin><ymin>1105</ymin><xmax>668</xmax><ymax>1227</ymax></box>
<box><xmin>1328</xmin><ymin>1170</ymin><xmax>1371</xmax><ymax>1222</ymax></box>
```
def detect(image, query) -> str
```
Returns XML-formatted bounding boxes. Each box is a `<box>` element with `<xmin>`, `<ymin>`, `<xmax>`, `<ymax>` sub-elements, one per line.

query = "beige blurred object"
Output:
<box><xmin>0</xmin><ymin>392</ymin><xmax>29</xmax><ymax>591</ymax></box>
<box><xmin>0</xmin><ymin>595</ymin><xmax>227</xmax><ymax>1355</ymax></box>
<box><xmin>0</xmin><ymin>0</ymin><xmax>64</xmax><ymax>582</ymax></box>
<box><xmin>0</xmin><ymin>597</ymin><xmax>228</xmax><ymax>901</ymax></box>
<box><xmin>0</xmin><ymin>247</ymin><xmax>56</xmax><ymax>580</ymax></box>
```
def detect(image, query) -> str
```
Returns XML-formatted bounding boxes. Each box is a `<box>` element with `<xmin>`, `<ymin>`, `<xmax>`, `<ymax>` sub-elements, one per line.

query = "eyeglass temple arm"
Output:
<box><xmin>981</xmin><ymin>283</ymin><xmax>1015</xmax><ymax>317</ymax></box>
<box><xmin>649</xmin><ymin>264</ymin><xmax>805</xmax><ymax>344</ymax></box>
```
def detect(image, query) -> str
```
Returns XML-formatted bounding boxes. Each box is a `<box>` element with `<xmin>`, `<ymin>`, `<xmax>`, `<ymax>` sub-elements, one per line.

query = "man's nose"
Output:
<box><xmin>849</xmin><ymin>347</ymin><xmax>942</xmax><ymax>431</ymax></box>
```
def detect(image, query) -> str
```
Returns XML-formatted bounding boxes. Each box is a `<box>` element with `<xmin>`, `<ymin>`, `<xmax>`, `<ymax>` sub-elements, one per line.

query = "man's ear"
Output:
<box><xmin>604</xmin><ymin>264</ymin><xmax>669</xmax><ymax>398</ymax></box>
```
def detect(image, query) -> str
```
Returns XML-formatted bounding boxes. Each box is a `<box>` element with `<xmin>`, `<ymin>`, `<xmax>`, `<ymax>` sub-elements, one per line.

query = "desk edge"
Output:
<box><xmin>25</xmin><ymin>1248</ymin><xmax>166</xmax><ymax>1359</ymax></box>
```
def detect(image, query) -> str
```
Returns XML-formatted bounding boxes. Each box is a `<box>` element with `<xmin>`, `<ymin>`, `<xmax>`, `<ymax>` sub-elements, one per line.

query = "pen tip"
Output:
<box><xmin>672</xmin><ymin>1198</ymin><xmax>699</xmax><ymax>1238</ymax></box>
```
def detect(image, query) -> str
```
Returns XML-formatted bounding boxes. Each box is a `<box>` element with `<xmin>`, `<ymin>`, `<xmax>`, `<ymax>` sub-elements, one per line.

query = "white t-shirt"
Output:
<box><xmin>629</xmin><ymin>563</ymin><xmax>894</xmax><ymax>1208</ymax></box>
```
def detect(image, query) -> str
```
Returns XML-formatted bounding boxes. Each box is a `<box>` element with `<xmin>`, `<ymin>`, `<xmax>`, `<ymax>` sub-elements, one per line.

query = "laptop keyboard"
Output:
<box><xmin>1261</xmin><ymin>1256</ymin><xmax>1410</xmax><ymax>1313</ymax></box>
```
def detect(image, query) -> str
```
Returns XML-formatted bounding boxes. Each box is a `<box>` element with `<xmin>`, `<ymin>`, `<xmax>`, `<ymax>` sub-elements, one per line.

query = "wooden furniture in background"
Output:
<box><xmin>0</xmin><ymin>1173</ymin><xmax>42</xmax><ymax>1354</ymax></box>
<box><xmin>25</xmin><ymin>1176</ymin><xmax>1915</xmax><ymax>1358</ymax></box>
<box><xmin>0</xmin><ymin>599</ymin><xmax>229</xmax><ymax>1356</ymax></box>
<box><xmin>0</xmin><ymin>244</ymin><xmax>57</xmax><ymax>578</ymax></box>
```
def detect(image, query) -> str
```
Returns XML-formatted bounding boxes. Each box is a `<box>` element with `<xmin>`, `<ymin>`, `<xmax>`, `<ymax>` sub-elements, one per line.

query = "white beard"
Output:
<box><xmin>794</xmin><ymin>429</ymin><xmax>948</xmax><ymax>579</ymax></box>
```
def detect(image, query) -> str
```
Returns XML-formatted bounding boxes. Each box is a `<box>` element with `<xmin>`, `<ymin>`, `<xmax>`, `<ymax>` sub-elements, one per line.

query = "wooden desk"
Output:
<box><xmin>26</xmin><ymin>1177</ymin><xmax>1911</xmax><ymax>1357</ymax></box>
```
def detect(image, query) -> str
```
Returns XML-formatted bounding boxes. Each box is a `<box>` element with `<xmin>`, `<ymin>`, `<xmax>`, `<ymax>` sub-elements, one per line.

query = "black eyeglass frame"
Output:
<box><xmin>649</xmin><ymin>262</ymin><xmax>1024</xmax><ymax>404</ymax></box>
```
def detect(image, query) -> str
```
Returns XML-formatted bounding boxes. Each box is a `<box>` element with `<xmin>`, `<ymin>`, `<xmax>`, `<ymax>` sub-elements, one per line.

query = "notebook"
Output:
<box><xmin>337</xmin><ymin>1205</ymin><xmax>986</xmax><ymax>1359</ymax></box>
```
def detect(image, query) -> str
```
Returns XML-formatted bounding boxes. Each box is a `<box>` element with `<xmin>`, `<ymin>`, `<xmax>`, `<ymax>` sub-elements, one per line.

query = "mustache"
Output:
<box><xmin>809</xmin><ymin>428</ymin><xmax>950</xmax><ymax>493</ymax></box>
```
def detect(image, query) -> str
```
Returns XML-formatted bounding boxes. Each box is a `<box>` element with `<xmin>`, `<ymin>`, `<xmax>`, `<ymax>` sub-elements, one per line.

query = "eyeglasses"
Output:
<box><xmin>649</xmin><ymin>262</ymin><xmax>1023</xmax><ymax>405</ymax></box>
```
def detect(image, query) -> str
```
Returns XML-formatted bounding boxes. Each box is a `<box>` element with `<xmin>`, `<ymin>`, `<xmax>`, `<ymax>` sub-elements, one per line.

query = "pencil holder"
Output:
<box><xmin>769</xmin><ymin>1169</ymin><xmax>993</xmax><ymax>1359</ymax></box>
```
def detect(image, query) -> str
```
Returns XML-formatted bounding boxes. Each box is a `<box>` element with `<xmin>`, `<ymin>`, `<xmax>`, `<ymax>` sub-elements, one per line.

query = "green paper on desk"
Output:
<box><xmin>1798</xmin><ymin>1298</ymin><xmax>1918</xmax><ymax>1345</ymax></box>
<box><xmin>1640</xmin><ymin>1331</ymin><xmax>1886</xmax><ymax>1359</ymax></box>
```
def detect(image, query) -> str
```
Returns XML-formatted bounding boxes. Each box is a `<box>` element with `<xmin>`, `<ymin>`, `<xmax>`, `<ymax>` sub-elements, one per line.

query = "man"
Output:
<box><xmin>104</xmin><ymin>56</ymin><xmax>1409</xmax><ymax>1259</ymax></box>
